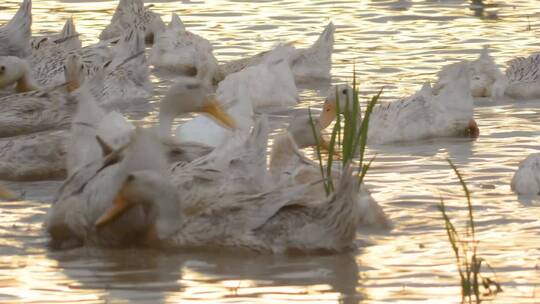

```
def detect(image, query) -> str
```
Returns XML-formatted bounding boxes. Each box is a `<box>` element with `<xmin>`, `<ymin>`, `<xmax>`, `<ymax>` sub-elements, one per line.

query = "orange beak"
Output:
<box><xmin>201</xmin><ymin>97</ymin><xmax>238</xmax><ymax>129</ymax></box>
<box><xmin>95</xmin><ymin>188</ymin><xmax>131</xmax><ymax>227</ymax></box>
<box><xmin>319</xmin><ymin>102</ymin><xmax>337</xmax><ymax>129</ymax></box>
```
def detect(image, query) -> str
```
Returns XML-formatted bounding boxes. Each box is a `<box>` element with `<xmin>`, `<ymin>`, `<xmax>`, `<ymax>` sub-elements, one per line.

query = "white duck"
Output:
<box><xmin>30</xmin><ymin>17</ymin><xmax>81</xmax><ymax>53</ymax></box>
<box><xmin>0</xmin><ymin>55</ymin><xmax>87</xmax><ymax>181</ymax></box>
<box><xmin>269</xmin><ymin>114</ymin><xmax>391</xmax><ymax>229</ymax></box>
<box><xmin>100</xmin><ymin>0</ymin><xmax>165</xmax><ymax>44</ymax></box>
<box><xmin>217</xmin><ymin>22</ymin><xmax>335</xmax><ymax>83</ymax></box>
<box><xmin>500</xmin><ymin>53</ymin><xmax>540</xmax><ymax>100</ymax></box>
<box><xmin>0</xmin><ymin>56</ymin><xmax>38</xmax><ymax>93</ymax></box>
<box><xmin>46</xmin><ymin>90</ymin><xmax>240</xmax><ymax>248</ymax></box>
<box><xmin>48</xmin><ymin>124</ymin><xmax>365</xmax><ymax>253</ymax></box>
<box><xmin>173</xmin><ymin>46</ymin><xmax>298</xmax><ymax>147</ymax></box>
<box><xmin>94</xmin><ymin>29</ymin><xmax>152</xmax><ymax>106</ymax></box>
<box><xmin>0</xmin><ymin>0</ymin><xmax>32</xmax><ymax>58</ymax></box>
<box><xmin>320</xmin><ymin>62</ymin><xmax>479</xmax><ymax>145</ymax></box>
<box><xmin>511</xmin><ymin>154</ymin><xmax>540</xmax><ymax>195</ymax></box>
<box><xmin>434</xmin><ymin>46</ymin><xmax>507</xmax><ymax>98</ymax></box>
<box><xmin>149</xmin><ymin>13</ymin><xmax>218</xmax><ymax>76</ymax></box>
<box><xmin>0</xmin><ymin>54</ymin><xmax>85</xmax><ymax>138</ymax></box>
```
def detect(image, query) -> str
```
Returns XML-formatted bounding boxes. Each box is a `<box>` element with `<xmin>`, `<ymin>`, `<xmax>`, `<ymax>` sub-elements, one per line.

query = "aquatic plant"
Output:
<box><xmin>439</xmin><ymin>159</ymin><xmax>502</xmax><ymax>303</ymax></box>
<box><xmin>308</xmin><ymin>70</ymin><xmax>381</xmax><ymax>195</ymax></box>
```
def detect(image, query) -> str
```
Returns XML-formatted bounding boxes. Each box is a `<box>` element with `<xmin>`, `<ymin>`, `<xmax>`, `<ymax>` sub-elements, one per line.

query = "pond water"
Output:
<box><xmin>1</xmin><ymin>0</ymin><xmax>540</xmax><ymax>303</ymax></box>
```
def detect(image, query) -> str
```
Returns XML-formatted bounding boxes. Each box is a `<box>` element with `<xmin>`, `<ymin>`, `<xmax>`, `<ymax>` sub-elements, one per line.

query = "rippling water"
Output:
<box><xmin>2</xmin><ymin>0</ymin><xmax>540</xmax><ymax>302</ymax></box>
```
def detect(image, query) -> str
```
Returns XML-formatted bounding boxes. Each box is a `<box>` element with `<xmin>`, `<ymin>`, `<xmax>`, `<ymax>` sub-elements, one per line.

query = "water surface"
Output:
<box><xmin>1</xmin><ymin>0</ymin><xmax>540</xmax><ymax>302</ymax></box>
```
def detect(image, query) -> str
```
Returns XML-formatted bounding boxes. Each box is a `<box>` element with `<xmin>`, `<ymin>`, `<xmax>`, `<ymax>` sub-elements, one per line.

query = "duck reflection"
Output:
<box><xmin>48</xmin><ymin>247</ymin><xmax>363</xmax><ymax>303</ymax></box>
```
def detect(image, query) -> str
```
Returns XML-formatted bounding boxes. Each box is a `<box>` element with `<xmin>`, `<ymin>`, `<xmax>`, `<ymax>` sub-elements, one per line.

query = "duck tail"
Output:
<box><xmin>293</xmin><ymin>22</ymin><xmax>335</xmax><ymax>80</ymax></box>
<box><xmin>169</xmin><ymin>13</ymin><xmax>185</xmax><ymax>31</ymax></box>
<box><xmin>57</xmin><ymin>17</ymin><xmax>81</xmax><ymax>49</ymax></box>
<box><xmin>2</xmin><ymin>0</ymin><xmax>32</xmax><ymax>57</ymax></box>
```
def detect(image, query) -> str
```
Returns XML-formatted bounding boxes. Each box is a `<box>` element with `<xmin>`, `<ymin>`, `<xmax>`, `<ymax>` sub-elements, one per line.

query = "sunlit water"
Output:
<box><xmin>1</xmin><ymin>0</ymin><xmax>540</xmax><ymax>303</ymax></box>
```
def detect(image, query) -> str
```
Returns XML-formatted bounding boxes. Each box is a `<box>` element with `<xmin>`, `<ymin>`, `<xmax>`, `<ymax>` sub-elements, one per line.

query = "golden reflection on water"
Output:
<box><xmin>2</xmin><ymin>0</ymin><xmax>540</xmax><ymax>303</ymax></box>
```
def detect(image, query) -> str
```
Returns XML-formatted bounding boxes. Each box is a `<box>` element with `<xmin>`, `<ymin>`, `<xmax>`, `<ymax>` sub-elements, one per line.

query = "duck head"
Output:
<box><xmin>93</xmin><ymin>129</ymin><xmax>180</xmax><ymax>245</ymax></box>
<box><xmin>159</xmin><ymin>65</ymin><xmax>236</xmax><ymax>138</ymax></box>
<box><xmin>319</xmin><ymin>84</ymin><xmax>355</xmax><ymax>129</ymax></box>
<box><xmin>0</xmin><ymin>56</ymin><xmax>38</xmax><ymax>92</ymax></box>
<box><xmin>63</xmin><ymin>54</ymin><xmax>86</xmax><ymax>93</ymax></box>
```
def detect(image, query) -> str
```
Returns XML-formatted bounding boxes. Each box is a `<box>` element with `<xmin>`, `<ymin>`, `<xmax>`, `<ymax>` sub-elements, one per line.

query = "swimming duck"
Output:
<box><xmin>29</xmin><ymin>28</ymin><xmax>111</xmax><ymax>88</ymax></box>
<box><xmin>159</xmin><ymin>55</ymin><xmax>237</xmax><ymax>144</ymax></box>
<box><xmin>0</xmin><ymin>56</ymin><xmax>38</xmax><ymax>93</ymax></box>
<box><xmin>100</xmin><ymin>29</ymin><xmax>152</xmax><ymax>106</ymax></box>
<box><xmin>100</xmin><ymin>0</ymin><xmax>165</xmax><ymax>44</ymax></box>
<box><xmin>0</xmin><ymin>0</ymin><xmax>32</xmax><ymax>58</ymax></box>
<box><xmin>511</xmin><ymin>154</ymin><xmax>540</xmax><ymax>195</ymax></box>
<box><xmin>30</xmin><ymin>17</ymin><xmax>81</xmax><ymax>54</ymax></box>
<box><xmin>217</xmin><ymin>22</ymin><xmax>335</xmax><ymax>83</ymax></box>
<box><xmin>46</xmin><ymin>90</ymin><xmax>238</xmax><ymax>249</ymax></box>
<box><xmin>0</xmin><ymin>130</ymin><xmax>67</xmax><ymax>181</ymax></box>
<box><xmin>0</xmin><ymin>54</ymin><xmax>84</xmax><ymax>138</ymax></box>
<box><xmin>149</xmin><ymin>13</ymin><xmax>218</xmax><ymax>76</ymax></box>
<box><xmin>434</xmin><ymin>46</ymin><xmax>506</xmax><ymax>98</ymax></box>
<box><xmin>269</xmin><ymin>114</ymin><xmax>391</xmax><ymax>229</ymax></box>
<box><xmin>500</xmin><ymin>52</ymin><xmax>540</xmax><ymax>100</ymax></box>
<box><xmin>47</xmin><ymin>122</ymin><xmax>364</xmax><ymax>253</ymax></box>
<box><xmin>173</xmin><ymin>46</ymin><xmax>298</xmax><ymax>147</ymax></box>
<box><xmin>319</xmin><ymin>62</ymin><xmax>479</xmax><ymax>145</ymax></box>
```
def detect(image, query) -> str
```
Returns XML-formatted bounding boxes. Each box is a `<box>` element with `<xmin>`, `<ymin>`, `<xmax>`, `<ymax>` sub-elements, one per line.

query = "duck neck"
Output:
<box><xmin>269</xmin><ymin>133</ymin><xmax>299</xmax><ymax>178</ymax></box>
<box><xmin>158</xmin><ymin>110</ymin><xmax>174</xmax><ymax>139</ymax></box>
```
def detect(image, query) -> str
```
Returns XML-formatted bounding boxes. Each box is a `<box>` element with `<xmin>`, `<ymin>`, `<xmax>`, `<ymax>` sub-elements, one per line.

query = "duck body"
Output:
<box><xmin>434</xmin><ymin>47</ymin><xmax>506</xmax><ymax>99</ymax></box>
<box><xmin>511</xmin><ymin>153</ymin><xmax>540</xmax><ymax>195</ymax></box>
<box><xmin>503</xmin><ymin>53</ymin><xmax>540</xmax><ymax>100</ymax></box>
<box><xmin>30</xmin><ymin>17</ymin><xmax>81</xmax><ymax>55</ymax></box>
<box><xmin>217</xmin><ymin>22</ymin><xmax>334</xmax><ymax>83</ymax></box>
<box><xmin>48</xmin><ymin>123</ymin><xmax>363</xmax><ymax>253</ymax></box>
<box><xmin>368</xmin><ymin>62</ymin><xmax>477</xmax><ymax>144</ymax></box>
<box><xmin>0</xmin><ymin>85</ymin><xmax>74</xmax><ymax>137</ymax></box>
<box><xmin>150</xmin><ymin>13</ymin><xmax>218</xmax><ymax>76</ymax></box>
<box><xmin>0</xmin><ymin>0</ymin><xmax>32</xmax><ymax>58</ymax></box>
<box><xmin>100</xmin><ymin>0</ymin><xmax>164</xmax><ymax>44</ymax></box>
<box><xmin>0</xmin><ymin>130</ymin><xmax>67</xmax><ymax>181</ymax></box>
<box><xmin>95</xmin><ymin>29</ymin><xmax>152</xmax><ymax>106</ymax></box>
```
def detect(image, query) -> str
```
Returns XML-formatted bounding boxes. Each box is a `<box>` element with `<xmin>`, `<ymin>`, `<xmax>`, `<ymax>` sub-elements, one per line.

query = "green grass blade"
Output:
<box><xmin>308</xmin><ymin>107</ymin><xmax>329</xmax><ymax>195</ymax></box>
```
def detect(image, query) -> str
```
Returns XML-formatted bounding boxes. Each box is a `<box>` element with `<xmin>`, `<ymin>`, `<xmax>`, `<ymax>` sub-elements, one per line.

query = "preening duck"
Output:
<box><xmin>48</xmin><ymin>123</ymin><xmax>365</xmax><ymax>253</ymax></box>
<box><xmin>217</xmin><ymin>22</ymin><xmax>335</xmax><ymax>83</ymax></box>
<box><xmin>46</xmin><ymin>89</ymin><xmax>239</xmax><ymax>249</ymax></box>
<box><xmin>320</xmin><ymin>62</ymin><xmax>479</xmax><ymax>145</ymax></box>
<box><xmin>0</xmin><ymin>0</ymin><xmax>32</xmax><ymax>58</ymax></box>
<box><xmin>100</xmin><ymin>0</ymin><xmax>165</xmax><ymax>44</ymax></box>
<box><xmin>149</xmin><ymin>13</ymin><xmax>218</xmax><ymax>76</ymax></box>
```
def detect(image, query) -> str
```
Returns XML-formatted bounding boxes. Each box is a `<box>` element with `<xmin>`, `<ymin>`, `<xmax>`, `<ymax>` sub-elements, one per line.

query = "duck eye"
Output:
<box><xmin>126</xmin><ymin>174</ymin><xmax>135</xmax><ymax>183</ymax></box>
<box><xmin>341</xmin><ymin>89</ymin><xmax>347</xmax><ymax>95</ymax></box>
<box><xmin>0</xmin><ymin>66</ymin><xmax>5</xmax><ymax>73</ymax></box>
